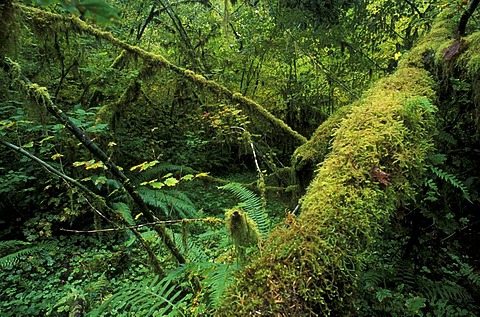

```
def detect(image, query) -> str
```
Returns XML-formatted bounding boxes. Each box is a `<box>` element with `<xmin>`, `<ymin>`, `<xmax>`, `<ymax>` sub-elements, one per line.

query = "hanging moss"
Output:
<box><xmin>225</xmin><ymin>208</ymin><xmax>260</xmax><ymax>264</ymax></box>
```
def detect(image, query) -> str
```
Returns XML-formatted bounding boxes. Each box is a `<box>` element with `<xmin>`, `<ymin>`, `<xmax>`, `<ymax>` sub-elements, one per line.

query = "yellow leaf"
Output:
<box><xmin>86</xmin><ymin>161</ymin><xmax>105</xmax><ymax>170</ymax></box>
<box><xmin>140</xmin><ymin>160</ymin><xmax>159</xmax><ymax>172</ymax></box>
<box><xmin>51</xmin><ymin>153</ymin><xmax>64</xmax><ymax>160</ymax></box>
<box><xmin>182</xmin><ymin>174</ymin><xmax>194</xmax><ymax>181</ymax></box>
<box><xmin>108</xmin><ymin>141</ymin><xmax>117</xmax><ymax>147</ymax></box>
<box><xmin>195</xmin><ymin>172</ymin><xmax>210</xmax><ymax>178</ymax></box>
<box><xmin>130</xmin><ymin>161</ymin><xmax>147</xmax><ymax>171</ymax></box>
<box><xmin>23</xmin><ymin>141</ymin><xmax>34</xmax><ymax>148</ymax></box>
<box><xmin>140</xmin><ymin>179</ymin><xmax>158</xmax><ymax>186</ymax></box>
<box><xmin>40</xmin><ymin>136</ymin><xmax>54</xmax><ymax>144</ymax></box>
<box><xmin>72</xmin><ymin>161</ymin><xmax>85</xmax><ymax>167</ymax></box>
<box><xmin>135</xmin><ymin>213</ymin><xmax>143</xmax><ymax>220</ymax></box>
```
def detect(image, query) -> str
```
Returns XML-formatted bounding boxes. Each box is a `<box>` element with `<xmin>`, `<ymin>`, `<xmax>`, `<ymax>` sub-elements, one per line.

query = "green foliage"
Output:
<box><xmin>0</xmin><ymin>236</ymin><xmax>128</xmax><ymax>316</ymax></box>
<box><xmin>35</xmin><ymin>0</ymin><xmax>120</xmax><ymax>25</ymax></box>
<box><xmin>218</xmin><ymin>39</ymin><xmax>439</xmax><ymax>315</ymax></box>
<box><xmin>168</xmin><ymin>261</ymin><xmax>239</xmax><ymax>313</ymax></box>
<box><xmin>1</xmin><ymin>0</ymin><xmax>480</xmax><ymax>316</ymax></box>
<box><xmin>138</xmin><ymin>188</ymin><xmax>198</xmax><ymax>219</ymax></box>
<box><xmin>357</xmin><ymin>252</ymin><xmax>480</xmax><ymax>317</ymax></box>
<box><xmin>429</xmin><ymin>166</ymin><xmax>471</xmax><ymax>203</ymax></box>
<box><xmin>91</xmin><ymin>274</ymin><xmax>191</xmax><ymax>317</ymax></box>
<box><xmin>0</xmin><ymin>240</ymin><xmax>42</xmax><ymax>268</ymax></box>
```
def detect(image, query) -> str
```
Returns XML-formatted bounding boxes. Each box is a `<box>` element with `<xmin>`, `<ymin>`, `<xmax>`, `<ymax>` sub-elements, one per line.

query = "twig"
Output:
<box><xmin>60</xmin><ymin>217</ymin><xmax>223</xmax><ymax>233</ymax></box>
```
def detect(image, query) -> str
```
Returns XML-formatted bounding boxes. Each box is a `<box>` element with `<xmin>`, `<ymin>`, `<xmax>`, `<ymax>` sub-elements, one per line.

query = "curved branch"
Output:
<box><xmin>458</xmin><ymin>0</ymin><xmax>480</xmax><ymax>38</ymax></box>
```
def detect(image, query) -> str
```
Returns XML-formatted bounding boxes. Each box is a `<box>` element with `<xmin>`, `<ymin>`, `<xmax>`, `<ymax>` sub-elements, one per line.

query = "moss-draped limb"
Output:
<box><xmin>216</xmin><ymin>36</ymin><xmax>444</xmax><ymax>317</ymax></box>
<box><xmin>222</xmin><ymin>13</ymin><xmax>480</xmax><ymax>315</ymax></box>
<box><xmin>14</xmin><ymin>3</ymin><xmax>307</xmax><ymax>146</ymax></box>
<box><xmin>0</xmin><ymin>57</ymin><xmax>187</xmax><ymax>266</ymax></box>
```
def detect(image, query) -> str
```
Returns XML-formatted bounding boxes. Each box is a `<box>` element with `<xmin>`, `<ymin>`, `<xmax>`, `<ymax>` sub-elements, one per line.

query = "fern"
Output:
<box><xmin>430</xmin><ymin>166</ymin><xmax>471</xmax><ymax>203</ymax></box>
<box><xmin>90</xmin><ymin>274</ymin><xmax>191</xmax><ymax>317</ymax></box>
<box><xmin>392</xmin><ymin>260</ymin><xmax>417</xmax><ymax>288</ymax></box>
<box><xmin>167</xmin><ymin>261</ymin><xmax>238</xmax><ymax>310</ymax></box>
<box><xmin>112</xmin><ymin>202</ymin><xmax>135</xmax><ymax>225</ymax></box>
<box><xmin>0</xmin><ymin>240</ymin><xmax>53</xmax><ymax>268</ymax></box>
<box><xmin>138</xmin><ymin>188</ymin><xmax>198</xmax><ymax>219</ymax></box>
<box><xmin>219</xmin><ymin>183</ymin><xmax>270</xmax><ymax>236</ymax></box>
<box><xmin>171</xmin><ymin>231</ymin><xmax>209</xmax><ymax>263</ymax></box>
<box><xmin>418</xmin><ymin>277</ymin><xmax>473</xmax><ymax>304</ymax></box>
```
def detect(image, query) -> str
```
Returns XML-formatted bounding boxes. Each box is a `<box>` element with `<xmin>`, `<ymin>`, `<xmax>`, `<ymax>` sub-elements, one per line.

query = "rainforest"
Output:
<box><xmin>1</xmin><ymin>0</ymin><xmax>480</xmax><ymax>316</ymax></box>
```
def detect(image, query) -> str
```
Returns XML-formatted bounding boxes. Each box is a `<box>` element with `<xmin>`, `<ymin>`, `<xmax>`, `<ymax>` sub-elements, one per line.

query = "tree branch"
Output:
<box><xmin>458</xmin><ymin>0</ymin><xmax>480</xmax><ymax>38</ymax></box>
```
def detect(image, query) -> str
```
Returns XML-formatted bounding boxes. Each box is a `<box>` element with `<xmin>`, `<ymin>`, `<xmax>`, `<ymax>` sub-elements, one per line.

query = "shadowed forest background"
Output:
<box><xmin>1</xmin><ymin>0</ymin><xmax>480</xmax><ymax>315</ymax></box>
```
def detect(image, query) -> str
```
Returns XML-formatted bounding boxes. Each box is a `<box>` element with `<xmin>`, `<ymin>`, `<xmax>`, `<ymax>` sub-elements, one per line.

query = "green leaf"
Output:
<box><xmin>23</xmin><ymin>141</ymin><xmax>34</xmax><ymax>148</ymax></box>
<box><xmin>181</xmin><ymin>174</ymin><xmax>194</xmax><ymax>181</ymax></box>
<box><xmin>164</xmin><ymin>178</ymin><xmax>179</xmax><ymax>187</ymax></box>
<box><xmin>112</xmin><ymin>202</ymin><xmax>134</xmax><ymax>225</ymax></box>
<box><xmin>150</xmin><ymin>182</ymin><xmax>165</xmax><ymax>189</ymax></box>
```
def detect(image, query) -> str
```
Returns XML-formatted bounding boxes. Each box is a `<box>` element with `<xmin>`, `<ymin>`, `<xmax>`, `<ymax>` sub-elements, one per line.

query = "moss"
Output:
<box><xmin>456</xmin><ymin>32</ymin><xmax>480</xmax><ymax>76</ymax></box>
<box><xmin>225</xmin><ymin>208</ymin><xmax>260</xmax><ymax>264</ymax></box>
<box><xmin>398</xmin><ymin>12</ymin><xmax>456</xmax><ymax>69</ymax></box>
<box><xmin>0</xmin><ymin>1</ymin><xmax>18</xmax><ymax>57</ymax></box>
<box><xmin>217</xmin><ymin>33</ymin><xmax>438</xmax><ymax>317</ymax></box>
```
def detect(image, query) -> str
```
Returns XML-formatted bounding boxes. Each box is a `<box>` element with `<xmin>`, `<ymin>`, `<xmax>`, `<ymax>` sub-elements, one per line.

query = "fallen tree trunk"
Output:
<box><xmin>216</xmin><ymin>12</ymin><xmax>463</xmax><ymax>316</ymax></box>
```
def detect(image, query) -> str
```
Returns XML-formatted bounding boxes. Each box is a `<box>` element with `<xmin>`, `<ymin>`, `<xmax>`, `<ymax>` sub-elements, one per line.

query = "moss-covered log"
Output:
<box><xmin>215</xmin><ymin>13</ymin><xmax>466</xmax><ymax>316</ymax></box>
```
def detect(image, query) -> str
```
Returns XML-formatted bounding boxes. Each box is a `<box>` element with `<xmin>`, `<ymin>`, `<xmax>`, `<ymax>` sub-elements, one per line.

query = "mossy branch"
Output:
<box><xmin>15</xmin><ymin>3</ymin><xmax>307</xmax><ymax>146</ymax></box>
<box><xmin>0</xmin><ymin>57</ymin><xmax>186</xmax><ymax>266</ymax></box>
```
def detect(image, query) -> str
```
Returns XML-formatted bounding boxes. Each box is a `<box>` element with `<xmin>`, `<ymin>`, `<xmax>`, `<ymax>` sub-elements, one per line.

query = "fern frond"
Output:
<box><xmin>138</xmin><ymin>188</ymin><xmax>198</xmax><ymax>219</ymax></box>
<box><xmin>112</xmin><ymin>202</ymin><xmax>135</xmax><ymax>225</ymax></box>
<box><xmin>219</xmin><ymin>183</ymin><xmax>270</xmax><ymax>236</ymax></box>
<box><xmin>430</xmin><ymin>166</ymin><xmax>471</xmax><ymax>202</ymax></box>
<box><xmin>167</xmin><ymin>261</ymin><xmax>238</xmax><ymax>310</ymax></box>
<box><xmin>0</xmin><ymin>240</ymin><xmax>30</xmax><ymax>255</ymax></box>
<box><xmin>418</xmin><ymin>277</ymin><xmax>473</xmax><ymax>304</ymax></box>
<box><xmin>0</xmin><ymin>240</ymin><xmax>54</xmax><ymax>268</ymax></box>
<box><xmin>91</xmin><ymin>274</ymin><xmax>190</xmax><ymax>317</ymax></box>
<box><xmin>360</xmin><ymin>267</ymin><xmax>387</xmax><ymax>289</ymax></box>
<box><xmin>171</xmin><ymin>231</ymin><xmax>209</xmax><ymax>263</ymax></box>
<box><xmin>0</xmin><ymin>247</ymin><xmax>37</xmax><ymax>268</ymax></box>
<box><xmin>206</xmin><ymin>263</ymin><xmax>237</xmax><ymax>307</ymax></box>
<box><xmin>392</xmin><ymin>260</ymin><xmax>417</xmax><ymax>288</ymax></box>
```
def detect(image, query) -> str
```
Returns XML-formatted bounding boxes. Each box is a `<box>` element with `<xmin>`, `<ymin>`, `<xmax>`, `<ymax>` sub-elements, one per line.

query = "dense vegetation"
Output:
<box><xmin>1</xmin><ymin>0</ymin><xmax>479</xmax><ymax>315</ymax></box>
